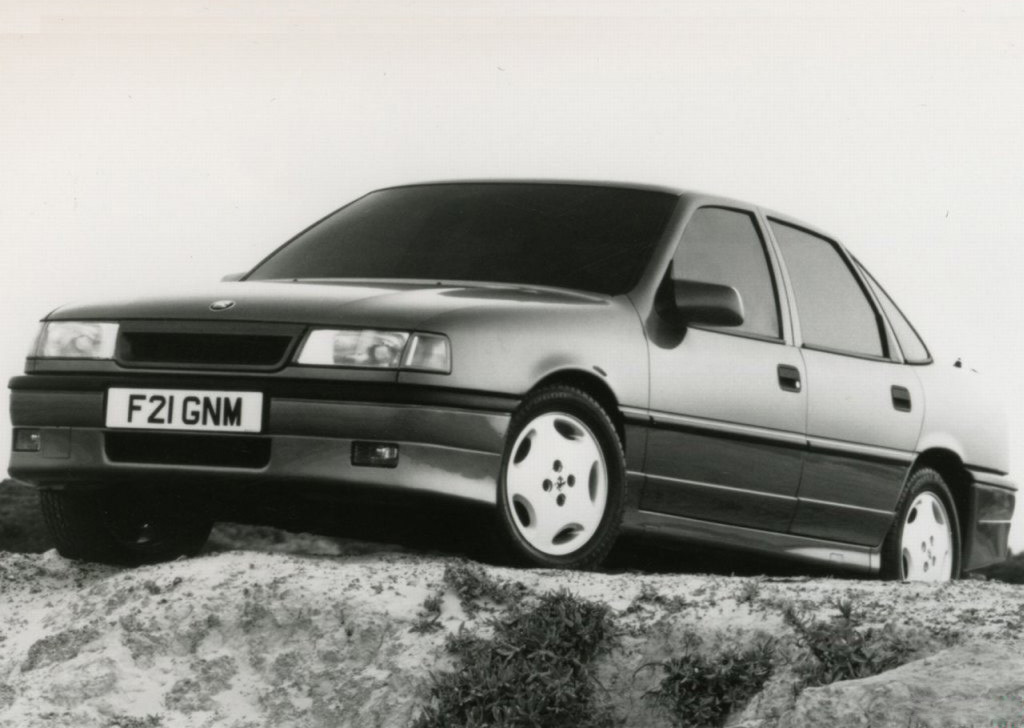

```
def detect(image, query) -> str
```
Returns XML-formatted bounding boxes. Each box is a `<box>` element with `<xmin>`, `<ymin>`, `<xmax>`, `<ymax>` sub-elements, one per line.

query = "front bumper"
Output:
<box><xmin>8</xmin><ymin>374</ymin><xmax>515</xmax><ymax>505</ymax></box>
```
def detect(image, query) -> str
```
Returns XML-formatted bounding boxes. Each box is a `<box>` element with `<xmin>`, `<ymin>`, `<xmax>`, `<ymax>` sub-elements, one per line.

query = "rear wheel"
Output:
<box><xmin>40</xmin><ymin>487</ymin><xmax>213</xmax><ymax>565</ymax></box>
<box><xmin>881</xmin><ymin>468</ymin><xmax>961</xmax><ymax>582</ymax></box>
<box><xmin>497</xmin><ymin>386</ymin><xmax>625</xmax><ymax>569</ymax></box>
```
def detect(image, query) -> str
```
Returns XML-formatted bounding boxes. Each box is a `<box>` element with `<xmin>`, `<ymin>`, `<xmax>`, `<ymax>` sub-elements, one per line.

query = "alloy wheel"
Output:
<box><xmin>900</xmin><ymin>490</ymin><xmax>953</xmax><ymax>582</ymax></box>
<box><xmin>504</xmin><ymin>412</ymin><xmax>608</xmax><ymax>557</ymax></box>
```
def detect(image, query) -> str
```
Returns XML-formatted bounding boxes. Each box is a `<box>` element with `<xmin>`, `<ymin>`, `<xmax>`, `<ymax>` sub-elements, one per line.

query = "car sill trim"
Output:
<box><xmin>630</xmin><ymin>509</ymin><xmax>878</xmax><ymax>572</ymax></box>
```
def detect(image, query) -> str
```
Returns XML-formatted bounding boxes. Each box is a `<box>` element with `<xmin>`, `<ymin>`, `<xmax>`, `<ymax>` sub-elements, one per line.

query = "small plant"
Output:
<box><xmin>644</xmin><ymin>633</ymin><xmax>776</xmax><ymax>728</ymax></box>
<box><xmin>735</xmin><ymin>579</ymin><xmax>762</xmax><ymax>606</ymax></box>
<box><xmin>832</xmin><ymin>597</ymin><xmax>857</xmax><ymax>622</ymax></box>
<box><xmin>105</xmin><ymin>715</ymin><xmax>163</xmax><ymax>728</ymax></box>
<box><xmin>411</xmin><ymin>590</ymin><xmax>445</xmax><ymax>634</ymax></box>
<box><xmin>415</xmin><ymin>589</ymin><xmax>616</xmax><ymax>728</ymax></box>
<box><xmin>442</xmin><ymin>560</ymin><xmax>527</xmax><ymax>616</ymax></box>
<box><xmin>624</xmin><ymin>582</ymin><xmax>689</xmax><ymax>614</ymax></box>
<box><xmin>783</xmin><ymin>599</ymin><xmax>923</xmax><ymax>687</ymax></box>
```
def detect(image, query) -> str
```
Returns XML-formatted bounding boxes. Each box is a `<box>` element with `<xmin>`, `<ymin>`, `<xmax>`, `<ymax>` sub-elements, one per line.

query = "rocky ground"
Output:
<box><xmin>1</xmin><ymin>481</ymin><xmax>1023</xmax><ymax>727</ymax></box>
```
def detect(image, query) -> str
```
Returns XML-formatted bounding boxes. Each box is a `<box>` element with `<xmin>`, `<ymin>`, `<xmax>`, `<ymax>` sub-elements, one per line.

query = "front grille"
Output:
<box><xmin>116</xmin><ymin>324</ymin><xmax>301</xmax><ymax>370</ymax></box>
<box><xmin>105</xmin><ymin>432</ymin><xmax>271</xmax><ymax>469</ymax></box>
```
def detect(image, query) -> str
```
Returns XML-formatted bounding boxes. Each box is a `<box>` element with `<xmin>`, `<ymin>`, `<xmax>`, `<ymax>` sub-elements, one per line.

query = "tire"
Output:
<box><xmin>881</xmin><ymin>468</ymin><xmax>961</xmax><ymax>582</ymax></box>
<box><xmin>497</xmin><ymin>386</ymin><xmax>626</xmax><ymax>569</ymax></box>
<box><xmin>40</xmin><ymin>487</ymin><xmax>214</xmax><ymax>566</ymax></box>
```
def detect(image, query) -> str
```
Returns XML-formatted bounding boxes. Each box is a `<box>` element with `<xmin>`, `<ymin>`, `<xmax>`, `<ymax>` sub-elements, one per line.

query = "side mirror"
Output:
<box><xmin>672</xmin><ymin>278</ymin><xmax>744</xmax><ymax>327</ymax></box>
<box><xmin>221</xmin><ymin>272</ymin><xmax>246</xmax><ymax>282</ymax></box>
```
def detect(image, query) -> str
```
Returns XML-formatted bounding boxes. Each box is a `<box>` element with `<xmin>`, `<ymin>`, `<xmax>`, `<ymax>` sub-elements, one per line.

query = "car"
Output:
<box><xmin>7</xmin><ymin>181</ymin><xmax>1016</xmax><ymax>581</ymax></box>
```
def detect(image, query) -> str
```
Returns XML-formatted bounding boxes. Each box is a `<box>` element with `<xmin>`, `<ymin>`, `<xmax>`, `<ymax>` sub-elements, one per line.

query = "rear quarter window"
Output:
<box><xmin>858</xmin><ymin>262</ymin><xmax>931</xmax><ymax>364</ymax></box>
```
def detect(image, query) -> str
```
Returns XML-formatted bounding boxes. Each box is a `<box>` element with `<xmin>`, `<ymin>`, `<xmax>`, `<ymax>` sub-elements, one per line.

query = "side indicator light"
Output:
<box><xmin>351</xmin><ymin>441</ymin><xmax>399</xmax><ymax>468</ymax></box>
<box><xmin>14</xmin><ymin>429</ymin><xmax>42</xmax><ymax>452</ymax></box>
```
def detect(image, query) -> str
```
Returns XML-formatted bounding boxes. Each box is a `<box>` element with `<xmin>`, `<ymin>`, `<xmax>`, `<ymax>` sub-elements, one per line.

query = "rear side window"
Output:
<box><xmin>858</xmin><ymin>263</ymin><xmax>931</xmax><ymax>363</ymax></box>
<box><xmin>770</xmin><ymin>221</ymin><xmax>885</xmax><ymax>358</ymax></box>
<box><xmin>673</xmin><ymin>207</ymin><xmax>780</xmax><ymax>339</ymax></box>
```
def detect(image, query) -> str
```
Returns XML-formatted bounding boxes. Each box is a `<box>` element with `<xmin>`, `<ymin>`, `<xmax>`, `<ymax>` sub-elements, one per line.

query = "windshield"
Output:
<box><xmin>246</xmin><ymin>183</ymin><xmax>678</xmax><ymax>295</ymax></box>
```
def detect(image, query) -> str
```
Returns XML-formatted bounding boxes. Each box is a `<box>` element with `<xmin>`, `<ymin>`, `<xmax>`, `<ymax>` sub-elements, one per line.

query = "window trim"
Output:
<box><xmin>852</xmin><ymin>256</ymin><xmax>934</xmax><ymax>366</ymax></box>
<box><xmin>688</xmin><ymin>323</ymin><xmax>790</xmax><ymax>346</ymax></box>
<box><xmin>800</xmin><ymin>343</ymin><xmax>898</xmax><ymax>364</ymax></box>
<box><xmin>766</xmin><ymin>217</ymin><xmax>893</xmax><ymax>361</ymax></box>
<box><xmin>670</xmin><ymin>205</ymin><xmax>785</xmax><ymax>343</ymax></box>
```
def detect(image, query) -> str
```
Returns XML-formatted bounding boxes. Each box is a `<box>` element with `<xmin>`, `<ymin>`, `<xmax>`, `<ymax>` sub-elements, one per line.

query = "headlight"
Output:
<box><xmin>34</xmin><ymin>321</ymin><xmax>119</xmax><ymax>359</ymax></box>
<box><xmin>296</xmin><ymin>329</ymin><xmax>450</xmax><ymax>373</ymax></box>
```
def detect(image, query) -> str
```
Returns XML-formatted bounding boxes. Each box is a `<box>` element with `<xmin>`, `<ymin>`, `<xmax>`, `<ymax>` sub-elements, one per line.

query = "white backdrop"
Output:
<box><xmin>2</xmin><ymin>0</ymin><xmax>1021</xmax><ymax>549</ymax></box>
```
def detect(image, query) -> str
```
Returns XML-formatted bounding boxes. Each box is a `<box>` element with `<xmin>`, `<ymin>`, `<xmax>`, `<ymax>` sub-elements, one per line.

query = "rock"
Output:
<box><xmin>41</xmin><ymin>657</ymin><xmax>119</xmax><ymax>708</ymax></box>
<box><xmin>786</xmin><ymin>641</ymin><xmax>1024</xmax><ymax>728</ymax></box>
<box><xmin>2</xmin><ymin>526</ymin><xmax>1024</xmax><ymax>727</ymax></box>
<box><xmin>21</xmin><ymin>626</ymin><xmax>100</xmax><ymax>672</ymax></box>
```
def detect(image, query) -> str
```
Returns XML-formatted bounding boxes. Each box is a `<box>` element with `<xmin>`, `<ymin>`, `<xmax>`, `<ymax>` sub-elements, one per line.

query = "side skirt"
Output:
<box><xmin>622</xmin><ymin>508</ymin><xmax>881</xmax><ymax>573</ymax></box>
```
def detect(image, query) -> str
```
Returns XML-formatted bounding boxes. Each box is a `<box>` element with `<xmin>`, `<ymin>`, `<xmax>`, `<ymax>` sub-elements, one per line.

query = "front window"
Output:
<box><xmin>247</xmin><ymin>183</ymin><xmax>679</xmax><ymax>296</ymax></box>
<box><xmin>673</xmin><ymin>207</ymin><xmax>781</xmax><ymax>339</ymax></box>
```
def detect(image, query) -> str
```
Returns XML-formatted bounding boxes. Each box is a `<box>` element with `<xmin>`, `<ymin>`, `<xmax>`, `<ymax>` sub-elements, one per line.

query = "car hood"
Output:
<box><xmin>46</xmin><ymin>280</ymin><xmax>613</xmax><ymax>330</ymax></box>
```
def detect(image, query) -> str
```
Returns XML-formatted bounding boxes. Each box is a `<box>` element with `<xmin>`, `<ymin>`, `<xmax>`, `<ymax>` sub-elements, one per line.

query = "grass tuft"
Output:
<box><xmin>644</xmin><ymin>632</ymin><xmax>775</xmax><ymax>728</ymax></box>
<box><xmin>411</xmin><ymin>590</ymin><xmax>445</xmax><ymax>634</ymax></box>
<box><xmin>441</xmin><ymin>560</ymin><xmax>528</xmax><ymax>616</ymax></box>
<box><xmin>624</xmin><ymin>581</ymin><xmax>689</xmax><ymax>614</ymax></box>
<box><xmin>415</xmin><ymin>589</ymin><xmax>616</xmax><ymax>728</ymax></box>
<box><xmin>782</xmin><ymin>599</ymin><xmax>924</xmax><ymax>687</ymax></box>
<box><xmin>735</xmin><ymin>578</ymin><xmax>762</xmax><ymax>606</ymax></box>
<box><xmin>105</xmin><ymin>716</ymin><xmax>163</xmax><ymax>728</ymax></box>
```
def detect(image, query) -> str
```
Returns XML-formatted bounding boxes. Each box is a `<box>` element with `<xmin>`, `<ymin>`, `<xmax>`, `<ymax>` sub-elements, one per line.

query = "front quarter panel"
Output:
<box><xmin>397</xmin><ymin>293</ymin><xmax>649</xmax><ymax>409</ymax></box>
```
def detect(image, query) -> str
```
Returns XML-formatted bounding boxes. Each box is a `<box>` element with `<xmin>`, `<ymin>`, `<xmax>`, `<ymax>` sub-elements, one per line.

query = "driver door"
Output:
<box><xmin>641</xmin><ymin>207</ymin><xmax>806</xmax><ymax>532</ymax></box>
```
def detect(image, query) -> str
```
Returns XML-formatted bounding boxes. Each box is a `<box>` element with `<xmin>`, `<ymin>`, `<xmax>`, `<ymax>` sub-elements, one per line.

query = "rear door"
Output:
<box><xmin>768</xmin><ymin>220</ymin><xmax>923</xmax><ymax>547</ymax></box>
<box><xmin>642</xmin><ymin>207</ymin><xmax>806</xmax><ymax>532</ymax></box>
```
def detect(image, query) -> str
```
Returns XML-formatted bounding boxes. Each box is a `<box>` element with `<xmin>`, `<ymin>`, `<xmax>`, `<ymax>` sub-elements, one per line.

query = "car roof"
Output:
<box><xmin>373</xmin><ymin>178</ymin><xmax>689</xmax><ymax>196</ymax></box>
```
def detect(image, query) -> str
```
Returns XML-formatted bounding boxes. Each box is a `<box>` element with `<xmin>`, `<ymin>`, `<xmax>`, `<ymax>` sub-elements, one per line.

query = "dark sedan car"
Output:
<box><xmin>8</xmin><ymin>181</ymin><xmax>1016</xmax><ymax>581</ymax></box>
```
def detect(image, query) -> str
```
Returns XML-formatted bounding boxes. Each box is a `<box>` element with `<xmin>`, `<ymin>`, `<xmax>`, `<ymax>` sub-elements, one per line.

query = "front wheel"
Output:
<box><xmin>881</xmin><ymin>468</ymin><xmax>961</xmax><ymax>582</ymax></box>
<box><xmin>40</xmin><ymin>487</ymin><xmax>214</xmax><ymax>566</ymax></box>
<box><xmin>497</xmin><ymin>386</ymin><xmax>625</xmax><ymax>569</ymax></box>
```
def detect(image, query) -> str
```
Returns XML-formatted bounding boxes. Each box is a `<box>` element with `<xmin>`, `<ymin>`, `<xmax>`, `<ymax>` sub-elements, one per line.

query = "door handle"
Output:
<box><xmin>777</xmin><ymin>364</ymin><xmax>802</xmax><ymax>393</ymax></box>
<box><xmin>892</xmin><ymin>385</ymin><xmax>912</xmax><ymax>412</ymax></box>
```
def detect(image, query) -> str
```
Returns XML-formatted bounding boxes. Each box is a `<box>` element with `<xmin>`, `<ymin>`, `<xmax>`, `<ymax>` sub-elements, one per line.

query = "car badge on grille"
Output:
<box><xmin>209</xmin><ymin>300</ymin><xmax>236</xmax><ymax>311</ymax></box>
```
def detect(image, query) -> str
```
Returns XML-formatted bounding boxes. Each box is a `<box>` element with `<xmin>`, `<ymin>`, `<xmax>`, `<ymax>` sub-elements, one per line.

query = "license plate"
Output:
<box><xmin>106</xmin><ymin>388</ymin><xmax>263</xmax><ymax>433</ymax></box>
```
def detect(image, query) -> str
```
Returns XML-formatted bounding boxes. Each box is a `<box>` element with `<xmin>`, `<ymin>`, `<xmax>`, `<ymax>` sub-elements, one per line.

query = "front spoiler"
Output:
<box><xmin>8</xmin><ymin>378</ymin><xmax>513</xmax><ymax>505</ymax></box>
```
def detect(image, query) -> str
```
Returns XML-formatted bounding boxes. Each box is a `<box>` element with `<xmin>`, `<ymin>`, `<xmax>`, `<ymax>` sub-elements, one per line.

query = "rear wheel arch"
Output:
<box><xmin>879</xmin><ymin>448</ymin><xmax>971</xmax><ymax>580</ymax></box>
<box><xmin>909</xmin><ymin>448</ymin><xmax>972</xmax><ymax>541</ymax></box>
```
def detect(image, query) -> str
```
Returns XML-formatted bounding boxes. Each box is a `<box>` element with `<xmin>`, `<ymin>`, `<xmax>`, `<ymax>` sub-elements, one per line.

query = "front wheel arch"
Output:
<box><xmin>527</xmin><ymin>369</ymin><xmax>626</xmax><ymax>446</ymax></box>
